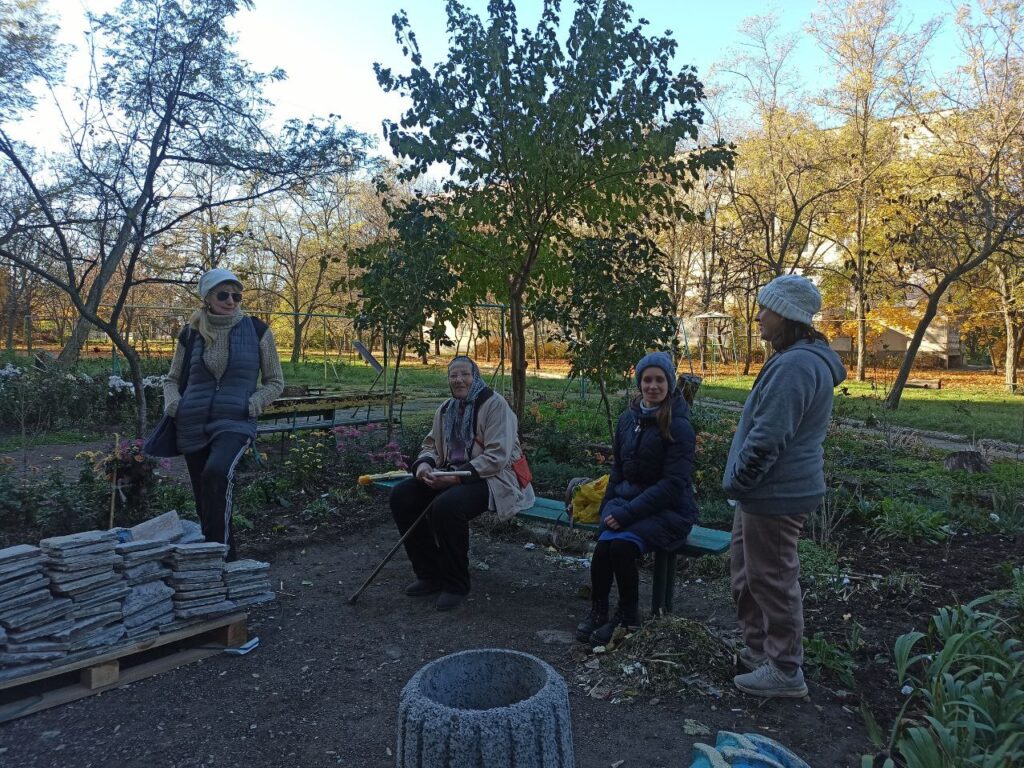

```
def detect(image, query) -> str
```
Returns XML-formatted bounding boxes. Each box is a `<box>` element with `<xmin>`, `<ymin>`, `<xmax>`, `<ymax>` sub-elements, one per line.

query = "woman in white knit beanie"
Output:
<box><xmin>723</xmin><ymin>274</ymin><xmax>847</xmax><ymax>698</ymax></box>
<box><xmin>154</xmin><ymin>268</ymin><xmax>284</xmax><ymax>560</ymax></box>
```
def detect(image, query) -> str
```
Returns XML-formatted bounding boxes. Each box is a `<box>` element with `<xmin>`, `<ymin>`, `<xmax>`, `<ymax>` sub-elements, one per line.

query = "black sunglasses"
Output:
<box><xmin>215</xmin><ymin>291</ymin><xmax>243</xmax><ymax>302</ymax></box>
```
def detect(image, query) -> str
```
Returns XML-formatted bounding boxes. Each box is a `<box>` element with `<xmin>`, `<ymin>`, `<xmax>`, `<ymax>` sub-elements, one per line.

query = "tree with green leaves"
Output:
<box><xmin>349</xmin><ymin>195</ymin><xmax>462</xmax><ymax>432</ymax></box>
<box><xmin>0</xmin><ymin>0</ymin><xmax>366</xmax><ymax>435</ymax></box>
<box><xmin>540</xmin><ymin>234</ymin><xmax>678</xmax><ymax>440</ymax></box>
<box><xmin>375</xmin><ymin>0</ymin><xmax>733</xmax><ymax>417</ymax></box>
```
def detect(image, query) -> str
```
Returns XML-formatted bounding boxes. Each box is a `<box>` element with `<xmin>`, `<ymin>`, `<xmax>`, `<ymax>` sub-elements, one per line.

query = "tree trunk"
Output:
<box><xmin>59</xmin><ymin>314</ymin><xmax>93</xmax><ymax>365</ymax></box>
<box><xmin>388</xmin><ymin>344</ymin><xmax>404</xmax><ymax>441</ymax></box>
<box><xmin>997</xmin><ymin>265</ymin><xmax>1020</xmax><ymax>393</ymax></box>
<box><xmin>508</xmin><ymin>291</ymin><xmax>527</xmax><ymax>419</ymax></box>
<box><xmin>1004</xmin><ymin>313</ymin><xmax>1019</xmax><ymax>393</ymax></box>
<box><xmin>597</xmin><ymin>376</ymin><xmax>613</xmax><ymax>444</ymax></box>
<box><xmin>532</xmin><ymin>314</ymin><xmax>541</xmax><ymax>372</ymax></box>
<box><xmin>855</xmin><ymin>292</ymin><xmax>867</xmax><ymax>382</ymax></box>
<box><xmin>885</xmin><ymin>291</ymin><xmax>944</xmax><ymax>410</ymax></box>
<box><xmin>290</xmin><ymin>311</ymin><xmax>302</xmax><ymax>366</ymax></box>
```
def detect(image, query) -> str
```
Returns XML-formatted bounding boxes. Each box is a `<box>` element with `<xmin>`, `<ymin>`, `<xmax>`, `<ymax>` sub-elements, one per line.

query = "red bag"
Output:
<box><xmin>511</xmin><ymin>455</ymin><xmax>532</xmax><ymax>489</ymax></box>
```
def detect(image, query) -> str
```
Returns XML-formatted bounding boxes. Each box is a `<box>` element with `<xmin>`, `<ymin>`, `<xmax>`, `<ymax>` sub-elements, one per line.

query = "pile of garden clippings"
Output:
<box><xmin>0</xmin><ymin>511</ymin><xmax>275</xmax><ymax>682</ymax></box>
<box><xmin>570</xmin><ymin>615</ymin><xmax>738</xmax><ymax>703</ymax></box>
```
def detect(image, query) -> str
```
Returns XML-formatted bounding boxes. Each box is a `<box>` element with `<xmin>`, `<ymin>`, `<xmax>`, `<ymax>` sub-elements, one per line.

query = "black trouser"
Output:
<box><xmin>590</xmin><ymin>539</ymin><xmax>642</xmax><ymax>609</ymax></box>
<box><xmin>184</xmin><ymin>431</ymin><xmax>250</xmax><ymax>561</ymax></box>
<box><xmin>389</xmin><ymin>477</ymin><xmax>490</xmax><ymax>595</ymax></box>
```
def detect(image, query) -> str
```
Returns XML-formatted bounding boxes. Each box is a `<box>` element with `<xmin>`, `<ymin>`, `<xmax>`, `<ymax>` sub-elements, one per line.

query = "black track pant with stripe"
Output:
<box><xmin>184</xmin><ymin>431</ymin><xmax>250</xmax><ymax>561</ymax></box>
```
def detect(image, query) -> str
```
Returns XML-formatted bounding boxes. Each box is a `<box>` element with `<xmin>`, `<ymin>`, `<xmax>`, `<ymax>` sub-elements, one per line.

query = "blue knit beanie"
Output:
<box><xmin>635</xmin><ymin>351</ymin><xmax>676</xmax><ymax>389</ymax></box>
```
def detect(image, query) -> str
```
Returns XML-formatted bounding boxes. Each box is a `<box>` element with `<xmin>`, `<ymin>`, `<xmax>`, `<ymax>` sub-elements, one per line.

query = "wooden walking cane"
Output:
<box><xmin>346</xmin><ymin>498</ymin><xmax>436</xmax><ymax>605</ymax></box>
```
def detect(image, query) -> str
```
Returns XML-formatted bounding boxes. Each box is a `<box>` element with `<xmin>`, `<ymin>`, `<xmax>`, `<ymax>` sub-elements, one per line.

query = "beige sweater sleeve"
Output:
<box><xmin>467</xmin><ymin>395</ymin><xmax>515</xmax><ymax>478</ymax></box>
<box><xmin>162</xmin><ymin>331</ymin><xmax>187</xmax><ymax>417</ymax></box>
<box><xmin>248</xmin><ymin>329</ymin><xmax>285</xmax><ymax>417</ymax></box>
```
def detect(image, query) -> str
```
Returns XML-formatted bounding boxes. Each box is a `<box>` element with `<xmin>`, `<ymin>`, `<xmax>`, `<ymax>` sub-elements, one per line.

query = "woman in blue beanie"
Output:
<box><xmin>576</xmin><ymin>351</ymin><xmax>698</xmax><ymax>645</ymax></box>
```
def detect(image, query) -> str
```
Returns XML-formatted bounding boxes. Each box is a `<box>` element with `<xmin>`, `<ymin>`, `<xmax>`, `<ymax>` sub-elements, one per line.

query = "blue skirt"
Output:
<box><xmin>598</xmin><ymin>529</ymin><xmax>647</xmax><ymax>554</ymax></box>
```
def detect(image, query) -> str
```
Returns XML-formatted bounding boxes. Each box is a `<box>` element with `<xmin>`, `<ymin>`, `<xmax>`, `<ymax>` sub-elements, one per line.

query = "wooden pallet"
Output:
<box><xmin>0</xmin><ymin>612</ymin><xmax>248</xmax><ymax>723</ymax></box>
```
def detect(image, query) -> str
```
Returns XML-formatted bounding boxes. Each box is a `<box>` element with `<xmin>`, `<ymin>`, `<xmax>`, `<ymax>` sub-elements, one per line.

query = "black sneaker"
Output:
<box><xmin>404</xmin><ymin>578</ymin><xmax>442</xmax><ymax>597</ymax></box>
<box><xmin>576</xmin><ymin>602</ymin><xmax>609</xmax><ymax>643</ymax></box>
<box><xmin>435</xmin><ymin>592</ymin><xmax>465</xmax><ymax>611</ymax></box>
<box><xmin>589</xmin><ymin>606</ymin><xmax>641</xmax><ymax>646</ymax></box>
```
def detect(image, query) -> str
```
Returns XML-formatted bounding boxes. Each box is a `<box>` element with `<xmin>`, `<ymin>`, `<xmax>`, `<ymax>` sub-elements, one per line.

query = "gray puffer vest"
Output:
<box><xmin>175</xmin><ymin>318</ymin><xmax>260</xmax><ymax>454</ymax></box>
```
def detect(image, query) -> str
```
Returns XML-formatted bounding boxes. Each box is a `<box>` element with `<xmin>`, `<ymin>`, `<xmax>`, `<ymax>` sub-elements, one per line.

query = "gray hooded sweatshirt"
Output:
<box><xmin>722</xmin><ymin>338</ymin><xmax>847</xmax><ymax>516</ymax></box>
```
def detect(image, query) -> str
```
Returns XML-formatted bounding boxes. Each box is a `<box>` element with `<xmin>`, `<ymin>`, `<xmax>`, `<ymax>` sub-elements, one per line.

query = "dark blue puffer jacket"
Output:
<box><xmin>175</xmin><ymin>318</ymin><xmax>260</xmax><ymax>454</ymax></box>
<box><xmin>599</xmin><ymin>391</ymin><xmax>698</xmax><ymax>552</ymax></box>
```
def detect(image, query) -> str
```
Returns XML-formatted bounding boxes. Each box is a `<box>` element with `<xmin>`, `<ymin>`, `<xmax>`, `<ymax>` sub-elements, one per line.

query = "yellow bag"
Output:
<box><xmin>570</xmin><ymin>475</ymin><xmax>609</xmax><ymax>524</ymax></box>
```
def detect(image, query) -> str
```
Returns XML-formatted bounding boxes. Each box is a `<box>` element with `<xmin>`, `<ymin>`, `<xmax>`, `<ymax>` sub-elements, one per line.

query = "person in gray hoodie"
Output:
<box><xmin>723</xmin><ymin>274</ymin><xmax>846</xmax><ymax>698</ymax></box>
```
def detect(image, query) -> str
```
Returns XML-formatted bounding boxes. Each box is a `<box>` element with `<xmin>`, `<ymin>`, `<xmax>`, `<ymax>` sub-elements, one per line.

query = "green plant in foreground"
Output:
<box><xmin>871</xmin><ymin>498</ymin><xmax>951</xmax><ymax>544</ymax></box>
<box><xmin>884</xmin><ymin>594</ymin><xmax>1024</xmax><ymax>767</ymax></box>
<box><xmin>803</xmin><ymin>631</ymin><xmax>856</xmax><ymax>688</ymax></box>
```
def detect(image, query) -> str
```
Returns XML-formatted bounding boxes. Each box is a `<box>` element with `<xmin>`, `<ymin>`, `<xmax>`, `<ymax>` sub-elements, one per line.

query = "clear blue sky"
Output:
<box><xmin>21</xmin><ymin>1</ymin><xmax>958</xmax><ymax>153</ymax></box>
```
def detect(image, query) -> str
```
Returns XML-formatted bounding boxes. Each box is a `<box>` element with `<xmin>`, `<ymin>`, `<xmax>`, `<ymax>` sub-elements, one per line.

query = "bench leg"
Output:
<box><xmin>651</xmin><ymin>552</ymin><xmax>677</xmax><ymax>616</ymax></box>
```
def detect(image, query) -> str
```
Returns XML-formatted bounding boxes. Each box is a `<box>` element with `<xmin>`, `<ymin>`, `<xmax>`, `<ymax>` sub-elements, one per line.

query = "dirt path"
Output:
<box><xmin>0</xmin><ymin>513</ymin><xmax>869</xmax><ymax>767</ymax></box>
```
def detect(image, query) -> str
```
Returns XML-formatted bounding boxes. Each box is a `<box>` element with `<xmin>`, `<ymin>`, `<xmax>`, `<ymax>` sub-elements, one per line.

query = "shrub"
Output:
<box><xmin>871</xmin><ymin>498</ymin><xmax>951</xmax><ymax>544</ymax></box>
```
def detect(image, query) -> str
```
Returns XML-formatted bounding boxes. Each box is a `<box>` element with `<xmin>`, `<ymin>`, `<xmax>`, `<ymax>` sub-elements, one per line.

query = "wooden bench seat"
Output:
<box><xmin>371</xmin><ymin>478</ymin><xmax>730</xmax><ymax>615</ymax></box>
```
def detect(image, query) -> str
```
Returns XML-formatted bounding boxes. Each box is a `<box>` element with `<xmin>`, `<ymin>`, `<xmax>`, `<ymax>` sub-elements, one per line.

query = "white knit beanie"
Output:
<box><xmin>757</xmin><ymin>275</ymin><xmax>821</xmax><ymax>325</ymax></box>
<box><xmin>198</xmin><ymin>268</ymin><xmax>243</xmax><ymax>299</ymax></box>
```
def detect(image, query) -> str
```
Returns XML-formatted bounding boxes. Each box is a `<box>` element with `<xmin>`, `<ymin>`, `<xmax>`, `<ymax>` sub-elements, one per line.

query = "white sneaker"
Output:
<box><xmin>734</xmin><ymin>662</ymin><xmax>808</xmax><ymax>698</ymax></box>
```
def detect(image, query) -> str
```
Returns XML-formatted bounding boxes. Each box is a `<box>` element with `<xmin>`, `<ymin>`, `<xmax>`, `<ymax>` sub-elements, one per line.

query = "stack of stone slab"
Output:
<box><xmin>166</xmin><ymin>543</ymin><xmax>235</xmax><ymax>626</ymax></box>
<box><xmin>0</xmin><ymin>544</ymin><xmax>72</xmax><ymax>680</ymax></box>
<box><xmin>116</xmin><ymin>540</ymin><xmax>175</xmax><ymax>639</ymax></box>
<box><xmin>41</xmin><ymin>530</ymin><xmax>128</xmax><ymax>654</ymax></box>
<box><xmin>223</xmin><ymin>560</ymin><xmax>275</xmax><ymax>608</ymax></box>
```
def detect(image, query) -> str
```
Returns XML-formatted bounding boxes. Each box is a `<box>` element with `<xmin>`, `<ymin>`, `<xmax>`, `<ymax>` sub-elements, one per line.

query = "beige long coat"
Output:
<box><xmin>415</xmin><ymin>391</ymin><xmax>535</xmax><ymax>521</ymax></box>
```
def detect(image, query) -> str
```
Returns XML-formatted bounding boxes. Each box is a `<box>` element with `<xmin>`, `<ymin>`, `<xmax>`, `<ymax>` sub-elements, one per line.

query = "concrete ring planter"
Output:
<box><xmin>397</xmin><ymin>648</ymin><xmax>574</xmax><ymax>768</ymax></box>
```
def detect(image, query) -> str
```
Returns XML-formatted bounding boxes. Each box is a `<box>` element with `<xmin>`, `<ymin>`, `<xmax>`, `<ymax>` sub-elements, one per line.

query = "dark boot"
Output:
<box><xmin>590</xmin><ymin>604</ymin><xmax>641</xmax><ymax>646</ymax></box>
<box><xmin>576</xmin><ymin>600</ymin><xmax>609</xmax><ymax>643</ymax></box>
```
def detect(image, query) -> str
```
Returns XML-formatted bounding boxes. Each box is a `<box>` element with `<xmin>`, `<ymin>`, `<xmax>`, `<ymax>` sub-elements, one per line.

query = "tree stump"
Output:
<box><xmin>943</xmin><ymin>450</ymin><xmax>991</xmax><ymax>474</ymax></box>
<box><xmin>396</xmin><ymin>649</ymin><xmax>573</xmax><ymax>768</ymax></box>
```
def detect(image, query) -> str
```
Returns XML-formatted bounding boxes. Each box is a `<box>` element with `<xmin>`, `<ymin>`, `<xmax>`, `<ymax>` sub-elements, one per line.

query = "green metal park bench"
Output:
<box><xmin>370</xmin><ymin>477</ymin><xmax>730</xmax><ymax>615</ymax></box>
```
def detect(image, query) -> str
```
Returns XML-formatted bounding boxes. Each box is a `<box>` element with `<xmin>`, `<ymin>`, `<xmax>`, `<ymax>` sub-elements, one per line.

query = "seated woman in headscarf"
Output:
<box><xmin>389</xmin><ymin>355</ymin><xmax>535</xmax><ymax>611</ymax></box>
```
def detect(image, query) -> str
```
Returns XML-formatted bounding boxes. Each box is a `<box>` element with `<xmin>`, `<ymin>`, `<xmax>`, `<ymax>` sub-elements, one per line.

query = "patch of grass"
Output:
<box><xmin>0</xmin><ymin>430</ymin><xmax>107</xmax><ymax>453</ymax></box>
<box><xmin>880</xmin><ymin>571</ymin><xmax>927</xmax><ymax>599</ymax></box>
<box><xmin>799</xmin><ymin>539</ymin><xmax>840</xmax><ymax>582</ymax></box>
<box><xmin>804</xmin><ymin>631</ymin><xmax>856</xmax><ymax>688</ymax></box>
<box><xmin>871</xmin><ymin>498</ymin><xmax>950</xmax><ymax>544</ymax></box>
<box><xmin>699</xmin><ymin>374</ymin><xmax>1024</xmax><ymax>443</ymax></box>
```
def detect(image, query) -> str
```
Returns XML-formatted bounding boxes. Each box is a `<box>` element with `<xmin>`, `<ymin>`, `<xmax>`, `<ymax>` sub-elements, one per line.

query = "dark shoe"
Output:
<box><xmin>576</xmin><ymin>601</ymin><xmax>609</xmax><ymax>643</ymax></box>
<box><xmin>589</xmin><ymin>606</ymin><xmax>641</xmax><ymax>646</ymax></box>
<box><xmin>404</xmin><ymin>578</ymin><xmax>442</xmax><ymax>597</ymax></box>
<box><xmin>435</xmin><ymin>592</ymin><xmax>465</xmax><ymax>611</ymax></box>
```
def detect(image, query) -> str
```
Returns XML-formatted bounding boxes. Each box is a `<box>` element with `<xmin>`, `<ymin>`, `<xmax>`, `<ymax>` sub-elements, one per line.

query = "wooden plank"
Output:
<box><xmin>80</xmin><ymin>660</ymin><xmax>119</xmax><ymax>690</ymax></box>
<box><xmin>0</xmin><ymin>646</ymin><xmax>224</xmax><ymax>723</ymax></box>
<box><xmin>905</xmin><ymin>378</ymin><xmax>942</xmax><ymax>389</ymax></box>
<box><xmin>210</xmin><ymin>619</ymin><xmax>248</xmax><ymax>648</ymax></box>
<box><xmin>0</xmin><ymin>612</ymin><xmax>247</xmax><ymax>692</ymax></box>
